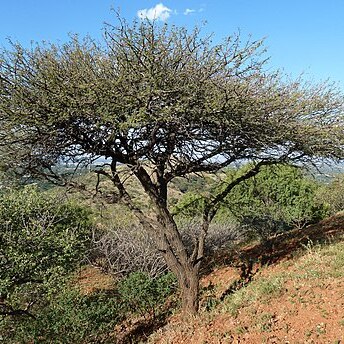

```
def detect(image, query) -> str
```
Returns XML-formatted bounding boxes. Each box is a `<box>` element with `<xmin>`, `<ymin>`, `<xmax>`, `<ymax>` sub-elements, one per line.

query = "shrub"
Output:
<box><xmin>222</xmin><ymin>164</ymin><xmax>328</xmax><ymax>233</ymax></box>
<box><xmin>173</xmin><ymin>164</ymin><xmax>329</xmax><ymax>242</ymax></box>
<box><xmin>76</xmin><ymin>187</ymin><xmax>167</xmax><ymax>278</ymax></box>
<box><xmin>1</xmin><ymin>270</ymin><xmax>176</xmax><ymax>343</ymax></box>
<box><xmin>178</xmin><ymin>217</ymin><xmax>243</xmax><ymax>255</ymax></box>
<box><xmin>0</xmin><ymin>185</ymin><xmax>92</xmax><ymax>319</ymax></box>
<box><xmin>118</xmin><ymin>272</ymin><xmax>177</xmax><ymax>317</ymax></box>
<box><xmin>0</xmin><ymin>288</ymin><xmax>122</xmax><ymax>343</ymax></box>
<box><xmin>90</xmin><ymin>224</ymin><xmax>167</xmax><ymax>277</ymax></box>
<box><xmin>316</xmin><ymin>173</ymin><xmax>344</xmax><ymax>215</ymax></box>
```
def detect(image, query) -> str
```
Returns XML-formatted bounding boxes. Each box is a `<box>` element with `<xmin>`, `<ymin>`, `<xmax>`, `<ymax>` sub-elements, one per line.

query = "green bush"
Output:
<box><xmin>118</xmin><ymin>272</ymin><xmax>177</xmax><ymax>317</ymax></box>
<box><xmin>316</xmin><ymin>173</ymin><xmax>344</xmax><ymax>215</ymax></box>
<box><xmin>173</xmin><ymin>164</ymin><xmax>329</xmax><ymax>238</ymax></box>
<box><xmin>1</xmin><ymin>271</ymin><xmax>177</xmax><ymax>343</ymax></box>
<box><xmin>0</xmin><ymin>185</ymin><xmax>92</xmax><ymax>319</ymax></box>
<box><xmin>1</xmin><ymin>272</ymin><xmax>177</xmax><ymax>343</ymax></box>
<box><xmin>0</xmin><ymin>288</ymin><xmax>122</xmax><ymax>343</ymax></box>
<box><xmin>223</xmin><ymin>164</ymin><xmax>329</xmax><ymax>234</ymax></box>
<box><xmin>0</xmin><ymin>186</ymin><xmax>178</xmax><ymax>342</ymax></box>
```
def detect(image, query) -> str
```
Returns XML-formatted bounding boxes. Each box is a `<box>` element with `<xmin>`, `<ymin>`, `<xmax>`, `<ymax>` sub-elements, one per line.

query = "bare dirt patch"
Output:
<box><xmin>75</xmin><ymin>265</ymin><xmax>115</xmax><ymax>294</ymax></box>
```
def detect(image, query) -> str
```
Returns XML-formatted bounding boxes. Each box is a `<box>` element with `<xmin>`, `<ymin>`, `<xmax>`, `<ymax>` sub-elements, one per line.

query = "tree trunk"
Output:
<box><xmin>129</xmin><ymin>166</ymin><xmax>203</xmax><ymax>314</ymax></box>
<box><xmin>178</xmin><ymin>265</ymin><xmax>200</xmax><ymax>315</ymax></box>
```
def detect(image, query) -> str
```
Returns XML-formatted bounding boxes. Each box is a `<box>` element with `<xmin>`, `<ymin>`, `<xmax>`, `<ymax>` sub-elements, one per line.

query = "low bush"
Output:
<box><xmin>1</xmin><ymin>271</ymin><xmax>177</xmax><ymax>343</ymax></box>
<box><xmin>90</xmin><ymin>224</ymin><xmax>167</xmax><ymax>277</ymax></box>
<box><xmin>118</xmin><ymin>271</ymin><xmax>177</xmax><ymax>317</ymax></box>
<box><xmin>0</xmin><ymin>287</ymin><xmax>122</xmax><ymax>343</ymax></box>
<box><xmin>178</xmin><ymin>217</ymin><xmax>243</xmax><ymax>255</ymax></box>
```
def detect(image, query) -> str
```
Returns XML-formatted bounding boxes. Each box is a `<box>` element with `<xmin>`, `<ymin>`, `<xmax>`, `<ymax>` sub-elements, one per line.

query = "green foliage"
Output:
<box><xmin>118</xmin><ymin>272</ymin><xmax>177</xmax><ymax>317</ymax></box>
<box><xmin>172</xmin><ymin>192</ymin><xmax>205</xmax><ymax>217</ymax></box>
<box><xmin>0</xmin><ymin>288</ymin><xmax>122</xmax><ymax>343</ymax></box>
<box><xmin>0</xmin><ymin>185</ymin><xmax>92</xmax><ymax>318</ymax></box>
<box><xmin>316</xmin><ymin>173</ymin><xmax>344</xmax><ymax>215</ymax></box>
<box><xmin>1</xmin><ymin>267</ymin><xmax>176</xmax><ymax>343</ymax></box>
<box><xmin>222</xmin><ymin>164</ymin><xmax>328</xmax><ymax>233</ymax></box>
<box><xmin>171</xmin><ymin>176</ymin><xmax>208</xmax><ymax>194</ymax></box>
<box><xmin>174</xmin><ymin>164</ymin><xmax>328</xmax><ymax>236</ymax></box>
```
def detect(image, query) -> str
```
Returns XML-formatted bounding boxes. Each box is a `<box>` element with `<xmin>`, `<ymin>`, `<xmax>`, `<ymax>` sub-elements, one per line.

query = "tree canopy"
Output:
<box><xmin>1</xmin><ymin>18</ymin><xmax>343</xmax><ymax>313</ymax></box>
<box><xmin>1</xmin><ymin>21</ymin><xmax>343</xmax><ymax>182</ymax></box>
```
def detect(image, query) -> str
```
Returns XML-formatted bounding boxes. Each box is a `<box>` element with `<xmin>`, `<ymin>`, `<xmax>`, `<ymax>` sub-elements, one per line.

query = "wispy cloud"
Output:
<box><xmin>137</xmin><ymin>3</ymin><xmax>172</xmax><ymax>21</ymax></box>
<box><xmin>184</xmin><ymin>8</ymin><xmax>196</xmax><ymax>15</ymax></box>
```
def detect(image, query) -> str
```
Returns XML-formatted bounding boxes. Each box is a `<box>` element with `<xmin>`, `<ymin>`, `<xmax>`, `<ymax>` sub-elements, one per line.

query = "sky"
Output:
<box><xmin>0</xmin><ymin>1</ymin><xmax>344</xmax><ymax>89</ymax></box>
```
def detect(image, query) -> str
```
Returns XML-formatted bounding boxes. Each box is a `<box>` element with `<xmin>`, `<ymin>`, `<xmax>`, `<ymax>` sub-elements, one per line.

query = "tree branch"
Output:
<box><xmin>205</xmin><ymin>160</ymin><xmax>282</xmax><ymax>221</ymax></box>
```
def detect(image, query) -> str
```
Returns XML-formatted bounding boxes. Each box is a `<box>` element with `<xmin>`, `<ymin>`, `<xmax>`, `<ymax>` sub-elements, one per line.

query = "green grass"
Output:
<box><xmin>256</xmin><ymin>312</ymin><xmax>274</xmax><ymax>332</ymax></box>
<box><xmin>294</xmin><ymin>238</ymin><xmax>344</xmax><ymax>280</ymax></box>
<box><xmin>222</xmin><ymin>274</ymin><xmax>286</xmax><ymax>317</ymax></box>
<box><xmin>221</xmin><ymin>237</ymin><xmax>344</xmax><ymax>317</ymax></box>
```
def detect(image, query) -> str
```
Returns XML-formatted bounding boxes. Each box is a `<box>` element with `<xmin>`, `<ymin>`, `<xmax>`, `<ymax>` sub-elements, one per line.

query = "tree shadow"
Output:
<box><xmin>114</xmin><ymin>306</ymin><xmax>175</xmax><ymax>343</ymax></box>
<box><xmin>218</xmin><ymin>213</ymin><xmax>344</xmax><ymax>300</ymax></box>
<box><xmin>243</xmin><ymin>212</ymin><xmax>344</xmax><ymax>264</ymax></box>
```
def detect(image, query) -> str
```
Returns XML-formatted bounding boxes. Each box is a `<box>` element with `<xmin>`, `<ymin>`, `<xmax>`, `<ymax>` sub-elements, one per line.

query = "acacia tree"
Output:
<box><xmin>0</xmin><ymin>19</ymin><xmax>343</xmax><ymax>314</ymax></box>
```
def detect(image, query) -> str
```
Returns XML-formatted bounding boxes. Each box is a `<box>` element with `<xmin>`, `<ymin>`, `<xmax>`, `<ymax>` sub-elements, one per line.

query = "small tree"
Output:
<box><xmin>0</xmin><ymin>18</ymin><xmax>343</xmax><ymax>314</ymax></box>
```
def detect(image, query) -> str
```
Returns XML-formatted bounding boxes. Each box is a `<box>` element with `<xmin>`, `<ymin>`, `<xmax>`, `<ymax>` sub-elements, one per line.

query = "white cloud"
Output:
<box><xmin>184</xmin><ymin>8</ymin><xmax>196</xmax><ymax>15</ymax></box>
<box><xmin>137</xmin><ymin>3</ymin><xmax>172</xmax><ymax>21</ymax></box>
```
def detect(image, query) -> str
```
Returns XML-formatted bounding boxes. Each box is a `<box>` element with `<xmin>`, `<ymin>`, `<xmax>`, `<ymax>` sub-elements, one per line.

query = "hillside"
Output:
<box><xmin>74</xmin><ymin>212</ymin><xmax>344</xmax><ymax>343</ymax></box>
<box><xmin>1</xmin><ymin>173</ymin><xmax>344</xmax><ymax>343</ymax></box>
<box><xmin>144</xmin><ymin>213</ymin><xmax>344</xmax><ymax>343</ymax></box>
<box><xmin>3</xmin><ymin>167</ymin><xmax>343</xmax><ymax>343</ymax></box>
<box><xmin>81</xmin><ymin>213</ymin><xmax>344</xmax><ymax>343</ymax></box>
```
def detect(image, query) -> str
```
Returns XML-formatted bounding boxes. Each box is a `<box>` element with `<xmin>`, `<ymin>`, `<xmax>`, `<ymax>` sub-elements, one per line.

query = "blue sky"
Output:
<box><xmin>1</xmin><ymin>1</ymin><xmax>343</xmax><ymax>88</ymax></box>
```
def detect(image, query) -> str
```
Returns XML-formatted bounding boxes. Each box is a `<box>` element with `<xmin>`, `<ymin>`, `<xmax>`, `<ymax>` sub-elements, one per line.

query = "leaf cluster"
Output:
<box><xmin>1</xmin><ymin>288</ymin><xmax>122</xmax><ymax>343</ymax></box>
<box><xmin>1</xmin><ymin>271</ymin><xmax>176</xmax><ymax>343</ymax></box>
<box><xmin>118</xmin><ymin>271</ymin><xmax>177</xmax><ymax>317</ymax></box>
